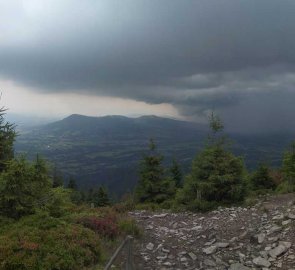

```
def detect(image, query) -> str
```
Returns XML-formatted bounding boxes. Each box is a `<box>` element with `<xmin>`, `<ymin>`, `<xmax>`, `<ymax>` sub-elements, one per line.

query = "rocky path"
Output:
<box><xmin>129</xmin><ymin>194</ymin><xmax>295</xmax><ymax>269</ymax></box>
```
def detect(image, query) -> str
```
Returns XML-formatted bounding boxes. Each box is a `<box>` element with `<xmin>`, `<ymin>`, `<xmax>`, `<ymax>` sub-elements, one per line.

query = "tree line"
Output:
<box><xmin>134</xmin><ymin>112</ymin><xmax>295</xmax><ymax>211</ymax></box>
<box><xmin>1</xmin><ymin>105</ymin><xmax>295</xmax><ymax>216</ymax></box>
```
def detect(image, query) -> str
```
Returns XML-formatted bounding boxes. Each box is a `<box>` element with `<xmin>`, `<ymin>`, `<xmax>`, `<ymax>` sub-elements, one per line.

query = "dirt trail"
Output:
<box><xmin>129</xmin><ymin>194</ymin><xmax>295</xmax><ymax>270</ymax></box>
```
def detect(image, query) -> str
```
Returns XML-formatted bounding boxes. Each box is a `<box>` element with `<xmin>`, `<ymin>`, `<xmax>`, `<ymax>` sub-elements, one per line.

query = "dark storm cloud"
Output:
<box><xmin>1</xmin><ymin>0</ymin><xmax>295</xmax><ymax>132</ymax></box>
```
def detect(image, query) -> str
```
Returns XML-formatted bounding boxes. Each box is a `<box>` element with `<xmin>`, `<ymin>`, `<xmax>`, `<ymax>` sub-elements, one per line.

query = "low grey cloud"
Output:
<box><xmin>1</xmin><ymin>0</ymin><xmax>295</xmax><ymax>132</ymax></box>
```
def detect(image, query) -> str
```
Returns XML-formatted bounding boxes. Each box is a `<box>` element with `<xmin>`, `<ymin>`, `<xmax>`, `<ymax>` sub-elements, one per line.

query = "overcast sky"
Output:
<box><xmin>1</xmin><ymin>0</ymin><xmax>295</xmax><ymax>133</ymax></box>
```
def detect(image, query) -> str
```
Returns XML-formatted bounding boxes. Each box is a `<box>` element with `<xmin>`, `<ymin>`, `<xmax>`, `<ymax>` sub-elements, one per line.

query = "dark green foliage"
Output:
<box><xmin>86</xmin><ymin>188</ymin><xmax>94</xmax><ymax>203</ymax></box>
<box><xmin>135</xmin><ymin>139</ymin><xmax>175</xmax><ymax>203</ymax></box>
<box><xmin>0</xmin><ymin>156</ymin><xmax>51</xmax><ymax>219</ymax></box>
<box><xmin>282</xmin><ymin>142</ymin><xmax>295</xmax><ymax>185</ymax></box>
<box><xmin>94</xmin><ymin>186</ymin><xmax>111</xmax><ymax>207</ymax></box>
<box><xmin>177</xmin><ymin>112</ymin><xmax>246</xmax><ymax>210</ymax></box>
<box><xmin>84</xmin><ymin>186</ymin><xmax>111</xmax><ymax>207</ymax></box>
<box><xmin>178</xmin><ymin>146</ymin><xmax>246</xmax><ymax>207</ymax></box>
<box><xmin>276</xmin><ymin>142</ymin><xmax>295</xmax><ymax>193</ymax></box>
<box><xmin>0</xmin><ymin>109</ymin><xmax>141</xmax><ymax>270</ymax></box>
<box><xmin>67</xmin><ymin>177</ymin><xmax>78</xmax><ymax>190</ymax></box>
<box><xmin>45</xmin><ymin>187</ymin><xmax>73</xmax><ymax>218</ymax></box>
<box><xmin>170</xmin><ymin>158</ymin><xmax>182</xmax><ymax>188</ymax></box>
<box><xmin>209</xmin><ymin>111</ymin><xmax>224</xmax><ymax>134</ymax></box>
<box><xmin>250</xmin><ymin>163</ymin><xmax>275</xmax><ymax>190</ymax></box>
<box><xmin>52</xmin><ymin>166</ymin><xmax>64</xmax><ymax>187</ymax></box>
<box><xmin>0</xmin><ymin>107</ymin><xmax>16</xmax><ymax>172</ymax></box>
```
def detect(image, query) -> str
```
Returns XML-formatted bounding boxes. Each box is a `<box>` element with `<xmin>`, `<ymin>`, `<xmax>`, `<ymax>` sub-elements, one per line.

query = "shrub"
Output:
<box><xmin>45</xmin><ymin>187</ymin><xmax>74</xmax><ymax>218</ymax></box>
<box><xmin>184</xmin><ymin>199</ymin><xmax>217</xmax><ymax>212</ymax></box>
<box><xmin>0</xmin><ymin>107</ymin><xmax>16</xmax><ymax>173</ymax></box>
<box><xmin>77</xmin><ymin>216</ymin><xmax>119</xmax><ymax>239</ymax></box>
<box><xmin>0</xmin><ymin>156</ymin><xmax>51</xmax><ymax>219</ymax></box>
<box><xmin>250</xmin><ymin>163</ymin><xmax>276</xmax><ymax>191</ymax></box>
<box><xmin>0</xmin><ymin>212</ymin><xmax>102</xmax><ymax>270</ymax></box>
<box><xmin>276</xmin><ymin>181</ymin><xmax>295</xmax><ymax>194</ymax></box>
<box><xmin>282</xmin><ymin>142</ymin><xmax>295</xmax><ymax>185</ymax></box>
<box><xmin>118</xmin><ymin>218</ymin><xmax>141</xmax><ymax>238</ymax></box>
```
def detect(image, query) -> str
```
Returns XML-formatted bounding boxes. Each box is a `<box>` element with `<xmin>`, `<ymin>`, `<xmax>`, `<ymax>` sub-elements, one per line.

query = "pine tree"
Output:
<box><xmin>170</xmin><ymin>159</ymin><xmax>182</xmax><ymax>188</ymax></box>
<box><xmin>52</xmin><ymin>166</ymin><xmax>64</xmax><ymax>188</ymax></box>
<box><xmin>0</xmin><ymin>156</ymin><xmax>51</xmax><ymax>219</ymax></box>
<box><xmin>67</xmin><ymin>177</ymin><xmax>78</xmax><ymax>190</ymax></box>
<box><xmin>135</xmin><ymin>139</ymin><xmax>175</xmax><ymax>203</ymax></box>
<box><xmin>282</xmin><ymin>142</ymin><xmax>295</xmax><ymax>185</ymax></box>
<box><xmin>87</xmin><ymin>188</ymin><xmax>94</xmax><ymax>203</ymax></box>
<box><xmin>251</xmin><ymin>163</ymin><xmax>275</xmax><ymax>190</ymax></box>
<box><xmin>94</xmin><ymin>186</ymin><xmax>110</xmax><ymax>207</ymax></box>
<box><xmin>0</xmin><ymin>107</ymin><xmax>16</xmax><ymax>172</ymax></box>
<box><xmin>177</xmin><ymin>112</ymin><xmax>246</xmax><ymax>210</ymax></box>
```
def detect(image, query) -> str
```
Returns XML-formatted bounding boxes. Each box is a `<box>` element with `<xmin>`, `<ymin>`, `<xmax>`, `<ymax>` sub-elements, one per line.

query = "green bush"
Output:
<box><xmin>185</xmin><ymin>199</ymin><xmax>217</xmax><ymax>212</ymax></box>
<box><xmin>118</xmin><ymin>218</ymin><xmax>141</xmax><ymax>238</ymax></box>
<box><xmin>276</xmin><ymin>181</ymin><xmax>295</xmax><ymax>194</ymax></box>
<box><xmin>282</xmin><ymin>143</ymin><xmax>295</xmax><ymax>182</ymax></box>
<box><xmin>0</xmin><ymin>108</ymin><xmax>16</xmax><ymax>173</ymax></box>
<box><xmin>250</xmin><ymin>163</ymin><xmax>276</xmax><ymax>191</ymax></box>
<box><xmin>0</xmin><ymin>156</ymin><xmax>51</xmax><ymax>219</ymax></box>
<box><xmin>0</xmin><ymin>212</ymin><xmax>102</xmax><ymax>270</ymax></box>
<box><xmin>45</xmin><ymin>187</ymin><xmax>74</xmax><ymax>218</ymax></box>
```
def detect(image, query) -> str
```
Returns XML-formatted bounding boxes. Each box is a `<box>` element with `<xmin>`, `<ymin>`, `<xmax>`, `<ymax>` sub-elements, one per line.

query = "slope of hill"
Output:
<box><xmin>14</xmin><ymin>114</ymin><xmax>293</xmax><ymax>196</ymax></box>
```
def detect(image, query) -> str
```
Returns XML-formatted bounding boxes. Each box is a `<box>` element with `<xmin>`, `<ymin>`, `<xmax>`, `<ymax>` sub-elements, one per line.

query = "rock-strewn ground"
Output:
<box><xmin>129</xmin><ymin>194</ymin><xmax>295</xmax><ymax>270</ymax></box>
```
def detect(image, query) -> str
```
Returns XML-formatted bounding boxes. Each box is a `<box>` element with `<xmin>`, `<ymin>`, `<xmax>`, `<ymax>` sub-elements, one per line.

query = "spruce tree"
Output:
<box><xmin>170</xmin><ymin>158</ymin><xmax>182</xmax><ymax>188</ymax></box>
<box><xmin>251</xmin><ymin>163</ymin><xmax>275</xmax><ymax>190</ymax></box>
<box><xmin>135</xmin><ymin>139</ymin><xmax>175</xmax><ymax>203</ymax></box>
<box><xmin>67</xmin><ymin>177</ymin><xmax>78</xmax><ymax>190</ymax></box>
<box><xmin>0</xmin><ymin>107</ymin><xmax>16</xmax><ymax>172</ymax></box>
<box><xmin>177</xmin><ymin>112</ymin><xmax>246</xmax><ymax>210</ymax></box>
<box><xmin>52</xmin><ymin>166</ymin><xmax>64</xmax><ymax>187</ymax></box>
<box><xmin>282</xmin><ymin>142</ymin><xmax>295</xmax><ymax>185</ymax></box>
<box><xmin>94</xmin><ymin>186</ymin><xmax>110</xmax><ymax>207</ymax></box>
<box><xmin>0</xmin><ymin>156</ymin><xmax>51</xmax><ymax>218</ymax></box>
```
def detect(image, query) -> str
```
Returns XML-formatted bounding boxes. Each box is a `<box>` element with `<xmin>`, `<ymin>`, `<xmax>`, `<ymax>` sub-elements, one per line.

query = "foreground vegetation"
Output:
<box><xmin>134</xmin><ymin>112</ymin><xmax>295</xmax><ymax>211</ymax></box>
<box><xmin>0</xmin><ymin>107</ymin><xmax>139</xmax><ymax>270</ymax></box>
<box><xmin>1</xmin><ymin>103</ymin><xmax>295</xmax><ymax>269</ymax></box>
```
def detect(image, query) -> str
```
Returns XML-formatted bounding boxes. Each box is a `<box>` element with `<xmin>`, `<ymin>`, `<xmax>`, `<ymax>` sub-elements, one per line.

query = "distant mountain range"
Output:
<box><xmin>14</xmin><ymin>114</ymin><xmax>294</xmax><ymax>197</ymax></box>
<box><xmin>6</xmin><ymin>113</ymin><xmax>58</xmax><ymax>132</ymax></box>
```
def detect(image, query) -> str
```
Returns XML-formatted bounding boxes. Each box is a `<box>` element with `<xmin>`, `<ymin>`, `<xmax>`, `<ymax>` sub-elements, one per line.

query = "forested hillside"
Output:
<box><xmin>15</xmin><ymin>114</ymin><xmax>293</xmax><ymax>196</ymax></box>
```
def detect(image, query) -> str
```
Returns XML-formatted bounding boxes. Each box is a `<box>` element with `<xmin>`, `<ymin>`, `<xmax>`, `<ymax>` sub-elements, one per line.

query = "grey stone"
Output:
<box><xmin>267</xmin><ymin>225</ymin><xmax>282</xmax><ymax>235</ymax></box>
<box><xmin>162</xmin><ymin>262</ymin><xmax>173</xmax><ymax>266</ymax></box>
<box><xmin>188</xmin><ymin>252</ymin><xmax>197</xmax><ymax>261</ymax></box>
<box><xmin>269</xmin><ymin>242</ymin><xmax>291</xmax><ymax>258</ymax></box>
<box><xmin>205</xmin><ymin>239</ymin><xmax>216</xmax><ymax>246</ymax></box>
<box><xmin>253</xmin><ymin>256</ymin><xmax>271</xmax><ymax>268</ymax></box>
<box><xmin>216</xmin><ymin>242</ymin><xmax>229</xmax><ymax>248</ymax></box>
<box><xmin>156</xmin><ymin>255</ymin><xmax>167</xmax><ymax>260</ymax></box>
<box><xmin>146</xmin><ymin>242</ymin><xmax>154</xmax><ymax>251</ymax></box>
<box><xmin>153</xmin><ymin>213</ymin><xmax>168</xmax><ymax>218</ymax></box>
<box><xmin>272</xmin><ymin>214</ymin><xmax>284</xmax><ymax>220</ymax></box>
<box><xmin>203</xmin><ymin>245</ymin><xmax>217</xmax><ymax>255</ymax></box>
<box><xmin>191</xmin><ymin>225</ymin><xmax>202</xmax><ymax>231</ymax></box>
<box><xmin>162</xmin><ymin>247</ymin><xmax>170</xmax><ymax>253</ymax></box>
<box><xmin>282</xmin><ymin>219</ymin><xmax>291</xmax><ymax>226</ymax></box>
<box><xmin>204</xmin><ymin>258</ymin><xmax>216</xmax><ymax>267</ymax></box>
<box><xmin>257</xmin><ymin>233</ymin><xmax>266</xmax><ymax>244</ymax></box>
